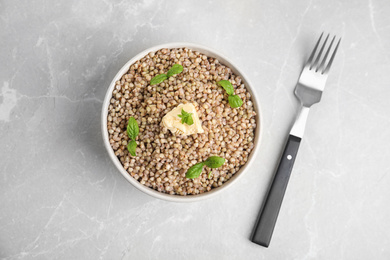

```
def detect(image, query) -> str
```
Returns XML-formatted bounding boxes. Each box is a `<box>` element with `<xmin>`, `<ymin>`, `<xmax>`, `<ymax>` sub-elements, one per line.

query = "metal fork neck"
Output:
<box><xmin>290</xmin><ymin>106</ymin><xmax>310</xmax><ymax>139</ymax></box>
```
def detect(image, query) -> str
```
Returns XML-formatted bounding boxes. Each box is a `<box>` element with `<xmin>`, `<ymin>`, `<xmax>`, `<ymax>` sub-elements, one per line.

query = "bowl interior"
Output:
<box><xmin>101</xmin><ymin>43</ymin><xmax>262</xmax><ymax>202</ymax></box>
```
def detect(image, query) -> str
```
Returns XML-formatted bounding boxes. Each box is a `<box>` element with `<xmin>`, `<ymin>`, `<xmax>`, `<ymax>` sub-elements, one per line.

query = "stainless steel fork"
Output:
<box><xmin>251</xmin><ymin>33</ymin><xmax>341</xmax><ymax>247</ymax></box>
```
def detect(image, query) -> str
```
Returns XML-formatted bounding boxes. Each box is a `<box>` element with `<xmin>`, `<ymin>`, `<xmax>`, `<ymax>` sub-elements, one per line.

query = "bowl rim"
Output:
<box><xmin>101</xmin><ymin>42</ymin><xmax>263</xmax><ymax>202</ymax></box>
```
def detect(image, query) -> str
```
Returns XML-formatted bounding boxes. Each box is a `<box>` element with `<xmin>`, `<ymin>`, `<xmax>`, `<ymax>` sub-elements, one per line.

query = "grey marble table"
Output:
<box><xmin>1</xmin><ymin>0</ymin><xmax>390</xmax><ymax>259</ymax></box>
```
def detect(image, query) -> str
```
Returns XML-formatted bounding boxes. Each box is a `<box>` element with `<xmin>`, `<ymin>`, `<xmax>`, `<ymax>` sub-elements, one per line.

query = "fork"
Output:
<box><xmin>251</xmin><ymin>33</ymin><xmax>341</xmax><ymax>247</ymax></box>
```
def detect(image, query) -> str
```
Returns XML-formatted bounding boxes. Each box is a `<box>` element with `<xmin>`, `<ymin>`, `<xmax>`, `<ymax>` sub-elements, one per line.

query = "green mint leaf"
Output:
<box><xmin>150</xmin><ymin>73</ymin><xmax>167</xmax><ymax>85</ymax></box>
<box><xmin>127</xmin><ymin>140</ymin><xmax>137</xmax><ymax>156</ymax></box>
<box><xmin>127</xmin><ymin>117</ymin><xmax>139</xmax><ymax>140</ymax></box>
<box><xmin>167</xmin><ymin>64</ymin><xmax>183</xmax><ymax>78</ymax></box>
<box><xmin>178</xmin><ymin>109</ymin><xmax>194</xmax><ymax>125</ymax></box>
<box><xmin>217</xmin><ymin>80</ymin><xmax>234</xmax><ymax>95</ymax></box>
<box><xmin>185</xmin><ymin>162</ymin><xmax>205</xmax><ymax>179</ymax></box>
<box><xmin>228</xmin><ymin>95</ymin><xmax>243</xmax><ymax>108</ymax></box>
<box><xmin>204</xmin><ymin>156</ymin><xmax>225</xmax><ymax>168</ymax></box>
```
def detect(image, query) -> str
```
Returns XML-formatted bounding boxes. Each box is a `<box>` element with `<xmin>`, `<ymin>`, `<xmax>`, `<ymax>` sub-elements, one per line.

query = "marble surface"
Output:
<box><xmin>1</xmin><ymin>0</ymin><xmax>390</xmax><ymax>259</ymax></box>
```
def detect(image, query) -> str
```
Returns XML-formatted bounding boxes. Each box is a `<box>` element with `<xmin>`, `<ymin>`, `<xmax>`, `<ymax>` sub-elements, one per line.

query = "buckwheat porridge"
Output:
<box><xmin>107</xmin><ymin>47</ymin><xmax>257</xmax><ymax>195</ymax></box>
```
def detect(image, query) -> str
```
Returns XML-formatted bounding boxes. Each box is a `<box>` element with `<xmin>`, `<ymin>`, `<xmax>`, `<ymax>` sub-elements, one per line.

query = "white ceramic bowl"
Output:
<box><xmin>101</xmin><ymin>43</ymin><xmax>263</xmax><ymax>202</ymax></box>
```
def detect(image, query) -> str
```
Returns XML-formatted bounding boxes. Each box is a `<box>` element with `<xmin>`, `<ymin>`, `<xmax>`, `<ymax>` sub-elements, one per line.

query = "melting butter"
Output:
<box><xmin>162</xmin><ymin>103</ymin><xmax>204</xmax><ymax>136</ymax></box>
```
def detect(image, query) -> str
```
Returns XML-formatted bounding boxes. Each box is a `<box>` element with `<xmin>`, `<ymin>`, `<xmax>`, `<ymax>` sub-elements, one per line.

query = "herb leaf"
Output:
<box><xmin>228</xmin><ymin>95</ymin><xmax>243</xmax><ymax>108</ymax></box>
<box><xmin>185</xmin><ymin>162</ymin><xmax>205</xmax><ymax>179</ymax></box>
<box><xmin>150</xmin><ymin>64</ymin><xmax>183</xmax><ymax>85</ymax></box>
<box><xmin>127</xmin><ymin>117</ymin><xmax>139</xmax><ymax>140</ymax></box>
<box><xmin>204</xmin><ymin>156</ymin><xmax>225</xmax><ymax>168</ymax></box>
<box><xmin>167</xmin><ymin>64</ymin><xmax>183</xmax><ymax>78</ymax></box>
<box><xmin>178</xmin><ymin>109</ymin><xmax>194</xmax><ymax>125</ymax></box>
<box><xmin>127</xmin><ymin>140</ymin><xmax>137</xmax><ymax>156</ymax></box>
<box><xmin>217</xmin><ymin>80</ymin><xmax>234</xmax><ymax>95</ymax></box>
<box><xmin>186</xmin><ymin>156</ymin><xmax>225</xmax><ymax>179</ymax></box>
<box><xmin>150</xmin><ymin>73</ymin><xmax>167</xmax><ymax>85</ymax></box>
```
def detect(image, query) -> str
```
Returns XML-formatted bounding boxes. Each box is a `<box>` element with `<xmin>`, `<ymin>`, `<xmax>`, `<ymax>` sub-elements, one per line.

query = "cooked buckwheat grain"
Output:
<box><xmin>107</xmin><ymin>47</ymin><xmax>257</xmax><ymax>195</ymax></box>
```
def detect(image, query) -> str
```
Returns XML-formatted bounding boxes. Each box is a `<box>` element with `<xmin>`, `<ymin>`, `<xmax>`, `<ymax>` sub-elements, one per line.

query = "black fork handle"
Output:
<box><xmin>251</xmin><ymin>135</ymin><xmax>301</xmax><ymax>247</ymax></box>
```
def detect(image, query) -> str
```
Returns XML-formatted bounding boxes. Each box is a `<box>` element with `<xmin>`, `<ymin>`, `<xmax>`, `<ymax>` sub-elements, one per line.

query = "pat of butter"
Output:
<box><xmin>162</xmin><ymin>103</ymin><xmax>204</xmax><ymax>136</ymax></box>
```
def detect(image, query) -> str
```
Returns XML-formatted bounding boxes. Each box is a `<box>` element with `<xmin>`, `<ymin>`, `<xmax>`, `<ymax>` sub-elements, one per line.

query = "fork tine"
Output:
<box><xmin>318</xmin><ymin>36</ymin><xmax>336</xmax><ymax>73</ymax></box>
<box><xmin>306</xmin><ymin>32</ymin><xmax>323</xmax><ymax>68</ymax></box>
<box><xmin>312</xmin><ymin>33</ymin><xmax>329</xmax><ymax>71</ymax></box>
<box><xmin>323</xmin><ymin>37</ymin><xmax>341</xmax><ymax>74</ymax></box>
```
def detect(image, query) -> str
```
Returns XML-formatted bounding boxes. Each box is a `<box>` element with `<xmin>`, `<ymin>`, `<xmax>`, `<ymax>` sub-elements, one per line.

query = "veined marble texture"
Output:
<box><xmin>1</xmin><ymin>0</ymin><xmax>390</xmax><ymax>259</ymax></box>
